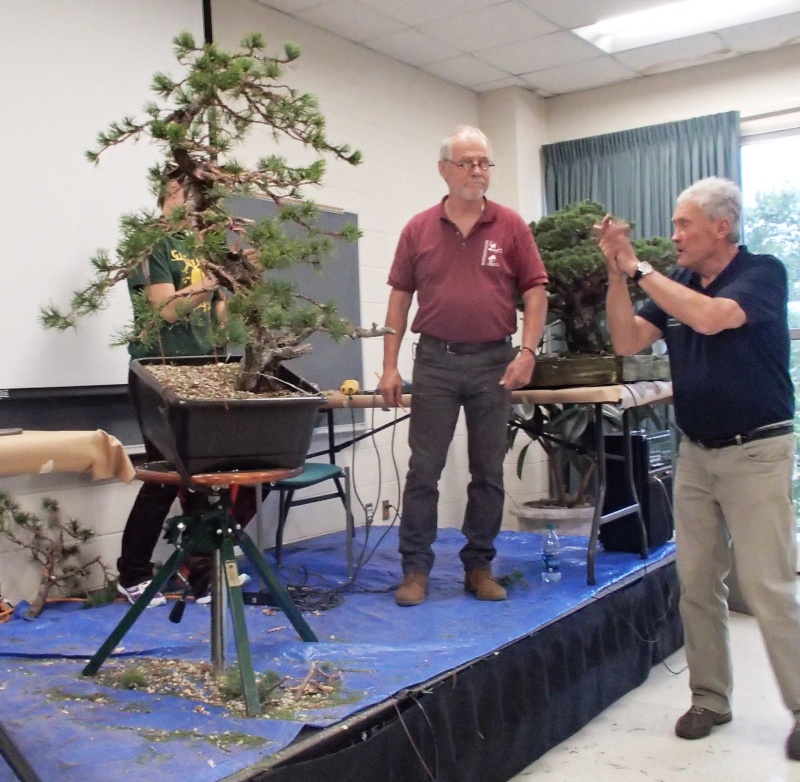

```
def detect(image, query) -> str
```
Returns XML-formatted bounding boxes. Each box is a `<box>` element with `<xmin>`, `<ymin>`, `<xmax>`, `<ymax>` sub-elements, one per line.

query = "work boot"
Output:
<box><xmin>787</xmin><ymin>719</ymin><xmax>800</xmax><ymax>761</ymax></box>
<box><xmin>395</xmin><ymin>572</ymin><xmax>429</xmax><ymax>607</ymax></box>
<box><xmin>464</xmin><ymin>569</ymin><xmax>507</xmax><ymax>601</ymax></box>
<box><xmin>674</xmin><ymin>706</ymin><xmax>732</xmax><ymax>739</ymax></box>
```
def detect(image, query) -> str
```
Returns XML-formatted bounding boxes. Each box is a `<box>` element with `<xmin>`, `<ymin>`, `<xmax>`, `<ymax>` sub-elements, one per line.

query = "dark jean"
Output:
<box><xmin>399</xmin><ymin>336</ymin><xmax>515</xmax><ymax>575</ymax></box>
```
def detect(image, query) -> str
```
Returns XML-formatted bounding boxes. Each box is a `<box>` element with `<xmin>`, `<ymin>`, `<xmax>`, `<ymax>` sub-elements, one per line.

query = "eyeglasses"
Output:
<box><xmin>445</xmin><ymin>158</ymin><xmax>495</xmax><ymax>171</ymax></box>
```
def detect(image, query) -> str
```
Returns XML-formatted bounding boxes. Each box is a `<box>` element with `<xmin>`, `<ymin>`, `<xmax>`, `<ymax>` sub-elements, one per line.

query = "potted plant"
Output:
<box><xmin>39</xmin><ymin>31</ymin><xmax>389</xmax><ymax>471</ymax></box>
<box><xmin>507</xmin><ymin>402</ymin><xmax>622</xmax><ymax>533</ymax></box>
<box><xmin>526</xmin><ymin>200</ymin><xmax>676</xmax><ymax>387</ymax></box>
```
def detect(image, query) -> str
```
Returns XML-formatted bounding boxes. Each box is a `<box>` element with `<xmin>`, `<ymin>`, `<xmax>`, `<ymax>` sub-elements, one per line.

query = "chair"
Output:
<box><xmin>262</xmin><ymin>462</ymin><xmax>354</xmax><ymax>573</ymax></box>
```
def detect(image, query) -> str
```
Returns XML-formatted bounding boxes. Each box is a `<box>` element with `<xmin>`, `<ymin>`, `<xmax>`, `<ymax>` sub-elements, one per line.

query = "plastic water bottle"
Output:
<box><xmin>541</xmin><ymin>523</ymin><xmax>562</xmax><ymax>583</ymax></box>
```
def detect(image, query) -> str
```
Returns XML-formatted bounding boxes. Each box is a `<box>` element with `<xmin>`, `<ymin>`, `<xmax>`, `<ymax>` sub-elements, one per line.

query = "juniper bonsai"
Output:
<box><xmin>40</xmin><ymin>31</ymin><xmax>389</xmax><ymax>394</ymax></box>
<box><xmin>529</xmin><ymin>200</ymin><xmax>676</xmax><ymax>354</ymax></box>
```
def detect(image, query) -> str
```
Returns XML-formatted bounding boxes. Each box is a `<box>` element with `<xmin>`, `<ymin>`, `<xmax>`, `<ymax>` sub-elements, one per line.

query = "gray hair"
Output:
<box><xmin>439</xmin><ymin>125</ymin><xmax>493</xmax><ymax>161</ymax></box>
<box><xmin>676</xmin><ymin>176</ymin><xmax>742</xmax><ymax>243</ymax></box>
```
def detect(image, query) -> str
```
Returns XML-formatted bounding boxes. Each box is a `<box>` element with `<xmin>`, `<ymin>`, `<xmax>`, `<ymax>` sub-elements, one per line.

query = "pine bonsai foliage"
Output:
<box><xmin>529</xmin><ymin>200</ymin><xmax>676</xmax><ymax>354</ymax></box>
<box><xmin>40</xmin><ymin>31</ymin><xmax>388</xmax><ymax>393</ymax></box>
<box><xmin>0</xmin><ymin>491</ymin><xmax>113</xmax><ymax>618</ymax></box>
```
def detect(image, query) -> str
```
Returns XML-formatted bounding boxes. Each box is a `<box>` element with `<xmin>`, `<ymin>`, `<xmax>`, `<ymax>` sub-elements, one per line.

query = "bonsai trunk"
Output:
<box><xmin>550</xmin><ymin>268</ymin><xmax>609</xmax><ymax>354</ymax></box>
<box><xmin>238</xmin><ymin>341</ymin><xmax>313</xmax><ymax>393</ymax></box>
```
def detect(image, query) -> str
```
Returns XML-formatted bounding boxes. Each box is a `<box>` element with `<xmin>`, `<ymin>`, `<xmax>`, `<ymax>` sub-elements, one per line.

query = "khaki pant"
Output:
<box><xmin>675</xmin><ymin>434</ymin><xmax>800</xmax><ymax>716</ymax></box>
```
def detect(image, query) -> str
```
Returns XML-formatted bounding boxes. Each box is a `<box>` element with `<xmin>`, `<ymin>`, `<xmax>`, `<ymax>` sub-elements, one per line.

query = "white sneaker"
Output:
<box><xmin>116</xmin><ymin>580</ymin><xmax>167</xmax><ymax>608</ymax></box>
<box><xmin>196</xmin><ymin>572</ymin><xmax>251</xmax><ymax>605</ymax></box>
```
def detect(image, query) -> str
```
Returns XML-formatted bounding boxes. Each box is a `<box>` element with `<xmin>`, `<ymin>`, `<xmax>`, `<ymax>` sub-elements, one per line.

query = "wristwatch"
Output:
<box><xmin>631</xmin><ymin>260</ymin><xmax>654</xmax><ymax>284</ymax></box>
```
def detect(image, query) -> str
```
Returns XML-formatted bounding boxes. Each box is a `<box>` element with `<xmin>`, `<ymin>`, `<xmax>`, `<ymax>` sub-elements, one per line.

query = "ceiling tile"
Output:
<box><xmin>614</xmin><ymin>32</ymin><xmax>735</xmax><ymax>75</ymax></box>
<box><xmin>423</xmin><ymin>55</ymin><xmax>510</xmax><ymax>88</ymax></box>
<box><xmin>715</xmin><ymin>11</ymin><xmax>800</xmax><ymax>53</ymax></box>
<box><xmin>255</xmin><ymin>0</ymin><xmax>800</xmax><ymax>97</ymax></box>
<box><xmin>477</xmin><ymin>30</ymin><xmax>600</xmax><ymax>73</ymax></box>
<box><xmin>520</xmin><ymin>55</ymin><xmax>638</xmax><ymax>95</ymax></box>
<box><xmin>364</xmin><ymin>28</ymin><xmax>464</xmax><ymax>67</ymax></box>
<box><xmin>295</xmin><ymin>0</ymin><xmax>406</xmax><ymax>42</ymax></box>
<box><xmin>420</xmin><ymin>1</ymin><xmax>556</xmax><ymax>54</ymax></box>
<box><xmin>254</xmin><ymin>0</ymin><xmax>326</xmax><ymax>13</ymax></box>
<box><xmin>473</xmin><ymin>74</ymin><xmax>529</xmax><ymax>92</ymax></box>
<box><xmin>518</xmin><ymin>0</ymin><xmax>671</xmax><ymax>30</ymax></box>
<box><xmin>354</xmin><ymin>0</ymin><xmax>504</xmax><ymax>27</ymax></box>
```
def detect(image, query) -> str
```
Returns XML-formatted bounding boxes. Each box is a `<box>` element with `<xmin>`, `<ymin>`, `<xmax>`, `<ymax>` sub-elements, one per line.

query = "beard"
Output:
<box><xmin>458</xmin><ymin>178</ymin><xmax>487</xmax><ymax>201</ymax></box>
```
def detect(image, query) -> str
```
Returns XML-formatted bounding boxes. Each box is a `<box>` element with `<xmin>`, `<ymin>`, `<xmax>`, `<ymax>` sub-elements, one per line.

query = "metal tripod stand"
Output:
<box><xmin>82</xmin><ymin>462</ymin><xmax>318</xmax><ymax>716</ymax></box>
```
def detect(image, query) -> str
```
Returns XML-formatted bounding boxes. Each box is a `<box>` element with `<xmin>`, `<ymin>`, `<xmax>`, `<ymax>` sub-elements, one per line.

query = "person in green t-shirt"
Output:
<box><xmin>126</xmin><ymin>232</ymin><xmax>224</xmax><ymax>359</ymax></box>
<box><xmin>116</xmin><ymin>173</ymin><xmax>251</xmax><ymax>606</ymax></box>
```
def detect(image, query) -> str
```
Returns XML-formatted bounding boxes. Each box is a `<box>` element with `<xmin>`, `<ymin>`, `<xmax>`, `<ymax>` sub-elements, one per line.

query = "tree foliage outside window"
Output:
<box><xmin>742</xmin><ymin>156</ymin><xmax>800</xmax><ymax>520</ymax></box>
<box><xmin>745</xmin><ymin>185</ymin><xmax>800</xmax><ymax>310</ymax></box>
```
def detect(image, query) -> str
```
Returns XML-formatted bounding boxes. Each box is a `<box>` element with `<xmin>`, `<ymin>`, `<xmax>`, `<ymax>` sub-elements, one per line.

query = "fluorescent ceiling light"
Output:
<box><xmin>573</xmin><ymin>0</ymin><xmax>800</xmax><ymax>53</ymax></box>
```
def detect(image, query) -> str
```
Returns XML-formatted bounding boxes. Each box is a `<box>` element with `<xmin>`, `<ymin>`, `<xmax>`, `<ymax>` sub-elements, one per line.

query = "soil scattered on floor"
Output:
<box><xmin>92</xmin><ymin>657</ymin><xmax>345</xmax><ymax>719</ymax></box>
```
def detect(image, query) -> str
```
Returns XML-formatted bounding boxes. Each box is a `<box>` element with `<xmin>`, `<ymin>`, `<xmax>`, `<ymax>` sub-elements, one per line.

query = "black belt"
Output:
<box><xmin>419</xmin><ymin>334</ymin><xmax>512</xmax><ymax>355</ymax></box>
<box><xmin>689</xmin><ymin>422</ymin><xmax>794</xmax><ymax>449</ymax></box>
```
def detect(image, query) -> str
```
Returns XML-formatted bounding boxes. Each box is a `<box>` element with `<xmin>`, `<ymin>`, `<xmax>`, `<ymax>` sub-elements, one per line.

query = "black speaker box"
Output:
<box><xmin>599</xmin><ymin>431</ymin><xmax>674</xmax><ymax>553</ymax></box>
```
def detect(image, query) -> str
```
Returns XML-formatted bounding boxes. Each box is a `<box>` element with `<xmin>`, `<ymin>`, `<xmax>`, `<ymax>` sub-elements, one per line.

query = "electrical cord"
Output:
<box><xmin>280</xmin><ymin>584</ymin><xmax>344</xmax><ymax>612</ymax></box>
<box><xmin>392</xmin><ymin>696</ymin><xmax>438</xmax><ymax>782</ymax></box>
<box><xmin>651</xmin><ymin>471</ymin><xmax>674</xmax><ymax>516</ymax></box>
<box><xmin>345</xmin><ymin>398</ymin><xmax>382</xmax><ymax>582</ymax></box>
<box><xmin>339</xmin><ymin>395</ymin><xmax>405</xmax><ymax>589</ymax></box>
<box><xmin>661</xmin><ymin>656</ymin><xmax>689</xmax><ymax>676</ymax></box>
<box><xmin>247</xmin><ymin>563</ymin><xmax>345</xmax><ymax>612</ymax></box>
<box><xmin>266</xmin><ymin>396</ymin><xmax>408</xmax><ymax>605</ymax></box>
<box><xmin>645</xmin><ymin>467</ymin><xmax>686</xmax><ymax>675</ymax></box>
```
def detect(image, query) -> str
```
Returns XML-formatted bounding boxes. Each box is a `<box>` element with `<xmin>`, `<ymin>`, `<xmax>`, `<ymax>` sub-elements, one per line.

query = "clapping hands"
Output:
<box><xmin>593</xmin><ymin>215</ymin><xmax>635</xmax><ymax>277</ymax></box>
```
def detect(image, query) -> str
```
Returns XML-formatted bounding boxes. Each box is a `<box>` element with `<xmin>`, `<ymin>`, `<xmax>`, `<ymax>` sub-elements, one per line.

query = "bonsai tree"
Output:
<box><xmin>506</xmin><ymin>202</ymin><xmax>675</xmax><ymax>514</ymax></box>
<box><xmin>529</xmin><ymin>200</ymin><xmax>676</xmax><ymax>354</ymax></box>
<box><xmin>0</xmin><ymin>491</ymin><xmax>114</xmax><ymax>618</ymax></box>
<box><xmin>40</xmin><ymin>31</ymin><xmax>389</xmax><ymax>394</ymax></box>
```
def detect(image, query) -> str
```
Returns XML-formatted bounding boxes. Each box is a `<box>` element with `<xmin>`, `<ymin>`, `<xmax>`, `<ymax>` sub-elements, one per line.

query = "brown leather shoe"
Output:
<box><xmin>464</xmin><ymin>569</ymin><xmax>507</xmax><ymax>601</ymax></box>
<box><xmin>675</xmin><ymin>706</ymin><xmax>732</xmax><ymax>739</ymax></box>
<box><xmin>395</xmin><ymin>572</ymin><xmax>429</xmax><ymax>607</ymax></box>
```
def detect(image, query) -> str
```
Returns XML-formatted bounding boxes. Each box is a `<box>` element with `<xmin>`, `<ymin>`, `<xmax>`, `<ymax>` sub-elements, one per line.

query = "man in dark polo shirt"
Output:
<box><xmin>596</xmin><ymin>176</ymin><xmax>800</xmax><ymax>761</ymax></box>
<box><xmin>378</xmin><ymin>125</ymin><xmax>548</xmax><ymax>606</ymax></box>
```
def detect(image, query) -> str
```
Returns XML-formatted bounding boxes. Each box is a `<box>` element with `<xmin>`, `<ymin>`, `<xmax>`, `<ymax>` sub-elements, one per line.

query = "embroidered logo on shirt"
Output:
<box><xmin>481</xmin><ymin>240</ymin><xmax>503</xmax><ymax>267</ymax></box>
<box><xmin>172</xmin><ymin>249</ymin><xmax>211</xmax><ymax>314</ymax></box>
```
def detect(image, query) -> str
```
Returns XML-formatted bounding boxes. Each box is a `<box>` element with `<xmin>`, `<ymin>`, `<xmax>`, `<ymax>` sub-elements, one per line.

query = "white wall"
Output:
<box><xmin>1</xmin><ymin>0</ymin><xmax>203</xmax><ymax>390</ymax></box>
<box><xmin>478</xmin><ymin>87</ymin><xmax>549</xmax><ymax>220</ymax></box>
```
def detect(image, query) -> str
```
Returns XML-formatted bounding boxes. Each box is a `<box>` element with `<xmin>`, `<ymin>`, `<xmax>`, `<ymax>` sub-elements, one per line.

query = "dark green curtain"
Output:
<box><xmin>542</xmin><ymin>111</ymin><xmax>740</xmax><ymax>238</ymax></box>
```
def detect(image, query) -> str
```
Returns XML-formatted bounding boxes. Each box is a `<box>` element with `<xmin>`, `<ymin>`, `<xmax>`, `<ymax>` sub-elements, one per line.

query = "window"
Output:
<box><xmin>741</xmin><ymin>130</ymin><xmax>800</xmax><ymax>530</ymax></box>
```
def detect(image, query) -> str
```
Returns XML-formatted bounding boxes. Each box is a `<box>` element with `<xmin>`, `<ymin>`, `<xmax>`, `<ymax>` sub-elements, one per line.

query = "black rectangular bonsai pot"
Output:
<box><xmin>129</xmin><ymin>356</ymin><xmax>325</xmax><ymax>474</ymax></box>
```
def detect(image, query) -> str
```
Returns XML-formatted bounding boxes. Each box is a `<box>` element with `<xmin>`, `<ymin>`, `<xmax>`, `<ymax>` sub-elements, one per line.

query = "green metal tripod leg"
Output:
<box><xmin>219</xmin><ymin>536</ymin><xmax>261</xmax><ymax>716</ymax></box>
<box><xmin>83</xmin><ymin>501</ymin><xmax>317</xmax><ymax>718</ymax></box>
<box><xmin>233</xmin><ymin>528</ymin><xmax>318</xmax><ymax>642</ymax></box>
<box><xmin>82</xmin><ymin>546</ymin><xmax>187</xmax><ymax>676</ymax></box>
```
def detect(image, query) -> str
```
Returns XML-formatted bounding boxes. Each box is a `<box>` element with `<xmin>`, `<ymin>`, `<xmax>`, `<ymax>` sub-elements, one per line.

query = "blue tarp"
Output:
<box><xmin>0</xmin><ymin>526</ymin><xmax>674</xmax><ymax>782</ymax></box>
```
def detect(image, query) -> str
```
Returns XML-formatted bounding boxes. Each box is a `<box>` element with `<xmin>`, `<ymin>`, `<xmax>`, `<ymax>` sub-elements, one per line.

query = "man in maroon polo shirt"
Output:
<box><xmin>378</xmin><ymin>125</ymin><xmax>548</xmax><ymax>606</ymax></box>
